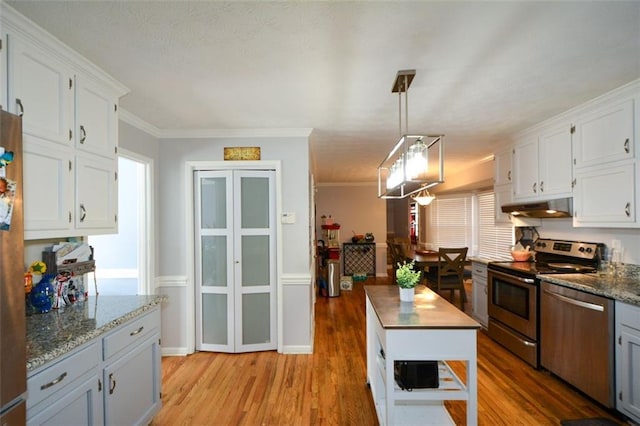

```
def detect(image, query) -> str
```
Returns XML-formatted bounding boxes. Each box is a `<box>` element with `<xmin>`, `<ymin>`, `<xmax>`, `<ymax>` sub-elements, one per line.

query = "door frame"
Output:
<box><xmin>185</xmin><ymin>160</ymin><xmax>282</xmax><ymax>354</ymax></box>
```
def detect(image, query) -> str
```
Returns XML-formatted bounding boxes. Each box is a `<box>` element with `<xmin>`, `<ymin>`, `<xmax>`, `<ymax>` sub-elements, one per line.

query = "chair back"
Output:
<box><xmin>437</xmin><ymin>247</ymin><xmax>468</xmax><ymax>280</ymax></box>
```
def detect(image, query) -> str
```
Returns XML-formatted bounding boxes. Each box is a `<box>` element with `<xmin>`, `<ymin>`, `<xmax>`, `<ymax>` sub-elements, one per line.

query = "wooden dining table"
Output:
<box><xmin>408</xmin><ymin>249</ymin><xmax>472</xmax><ymax>269</ymax></box>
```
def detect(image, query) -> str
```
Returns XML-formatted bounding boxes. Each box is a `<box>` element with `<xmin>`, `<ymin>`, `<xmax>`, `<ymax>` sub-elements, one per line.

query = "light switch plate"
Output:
<box><xmin>281</xmin><ymin>212</ymin><xmax>296</xmax><ymax>224</ymax></box>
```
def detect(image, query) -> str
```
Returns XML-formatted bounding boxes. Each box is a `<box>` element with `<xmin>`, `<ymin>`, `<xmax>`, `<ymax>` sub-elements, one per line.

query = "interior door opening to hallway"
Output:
<box><xmin>194</xmin><ymin>169</ymin><xmax>277</xmax><ymax>353</ymax></box>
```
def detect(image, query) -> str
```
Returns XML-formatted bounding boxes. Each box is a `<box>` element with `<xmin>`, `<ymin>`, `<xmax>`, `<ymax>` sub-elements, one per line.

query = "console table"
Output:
<box><xmin>365</xmin><ymin>285</ymin><xmax>481</xmax><ymax>425</ymax></box>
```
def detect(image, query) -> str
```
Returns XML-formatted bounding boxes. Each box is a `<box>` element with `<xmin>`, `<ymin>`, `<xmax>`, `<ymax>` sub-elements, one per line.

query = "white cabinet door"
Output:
<box><xmin>573</xmin><ymin>162</ymin><xmax>636</xmax><ymax>227</ymax></box>
<box><xmin>494</xmin><ymin>148</ymin><xmax>512</xmax><ymax>187</ymax></box>
<box><xmin>6</xmin><ymin>32</ymin><xmax>73</xmax><ymax>146</ymax></box>
<box><xmin>27</xmin><ymin>374</ymin><xmax>102</xmax><ymax>426</ymax></box>
<box><xmin>75</xmin><ymin>76</ymin><xmax>118</xmax><ymax>159</ymax></box>
<box><xmin>471</xmin><ymin>262</ymin><xmax>488</xmax><ymax>327</ymax></box>
<box><xmin>512</xmin><ymin>136</ymin><xmax>539</xmax><ymax>199</ymax></box>
<box><xmin>616</xmin><ymin>301</ymin><xmax>640</xmax><ymax>424</ymax></box>
<box><xmin>103</xmin><ymin>336</ymin><xmax>161</xmax><ymax>426</ymax></box>
<box><xmin>22</xmin><ymin>137</ymin><xmax>73</xmax><ymax>239</ymax></box>
<box><xmin>538</xmin><ymin>123</ymin><xmax>573</xmax><ymax>197</ymax></box>
<box><xmin>573</xmin><ymin>100</ymin><xmax>634</xmax><ymax>169</ymax></box>
<box><xmin>75</xmin><ymin>154</ymin><xmax>117</xmax><ymax>233</ymax></box>
<box><xmin>494</xmin><ymin>184</ymin><xmax>512</xmax><ymax>224</ymax></box>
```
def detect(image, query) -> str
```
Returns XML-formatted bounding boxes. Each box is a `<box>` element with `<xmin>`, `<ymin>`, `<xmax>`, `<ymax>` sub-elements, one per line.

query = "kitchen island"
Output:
<box><xmin>25</xmin><ymin>295</ymin><xmax>166</xmax><ymax>425</ymax></box>
<box><xmin>365</xmin><ymin>285</ymin><xmax>481</xmax><ymax>426</ymax></box>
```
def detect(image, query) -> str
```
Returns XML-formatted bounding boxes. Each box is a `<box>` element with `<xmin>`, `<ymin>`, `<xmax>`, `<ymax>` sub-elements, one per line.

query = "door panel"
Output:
<box><xmin>195</xmin><ymin>169</ymin><xmax>276</xmax><ymax>353</ymax></box>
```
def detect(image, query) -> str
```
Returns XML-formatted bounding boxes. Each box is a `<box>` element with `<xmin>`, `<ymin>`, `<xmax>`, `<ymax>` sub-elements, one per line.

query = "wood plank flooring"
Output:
<box><xmin>151</xmin><ymin>275</ymin><xmax>628</xmax><ymax>425</ymax></box>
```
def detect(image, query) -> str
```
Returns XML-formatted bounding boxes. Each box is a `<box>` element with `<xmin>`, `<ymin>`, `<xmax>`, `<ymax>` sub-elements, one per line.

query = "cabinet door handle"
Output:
<box><xmin>68</xmin><ymin>211</ymin><xmax>72</xmax><ymax>223</ymax></box>
<box><xmin>40</xmin><ymin>372</ymin><xmax>68</xmax><ymax>390</ymax></box>
<box><xmin>130</xmin><ymin>326</ymin><xmax>144</xmax><ymax>336</ymax></box>
<box><xmin>507</xmin><ymin>170</ymin><xmax>511</xmax><ymax>181</ymax></box>
<box><xmin>98</xmin><ymin>378</ymin><xmax>102</xmax><ymax>392</ymax></box>
<box><xmin>539</xmin><ymin>181</ymin><xmax>544</xmax><ymax>192</ymax></box>
<box><xmin>16</xmin><ymin>98</ymin><xmax>24</xmax><ymax>116</ymax></box>
<box><xmin>109</xmin><ymin>373</ymin><xmax>117</xmax><ymax>395</ymax></box>
<box><xmin>80</xmin><ymin>204</ymin><xmax>87</xmax><ymax>222</ymax></box>
<box><xmin>625</xmin><ymin>202</ymin><xmax>631</xmax><ymax>217</ymax></box>
<box><xmin>624</xmin><ymin>138</ymin><xmax>630</xmax><ymax>154</ymax></box>
<box><xmin>532</xmin><ymin>182</ymin><xmax>537</xmax><ymax>193</ymax></box>
<box><xmin>80</xmin><ymin>125</ymin><xmax>87</xmax><ymax>143</ymax></box>
<box><xmin>571</xmin><ymin>178</ymin><xmax>576</xmax><ymax>188</ymax></box>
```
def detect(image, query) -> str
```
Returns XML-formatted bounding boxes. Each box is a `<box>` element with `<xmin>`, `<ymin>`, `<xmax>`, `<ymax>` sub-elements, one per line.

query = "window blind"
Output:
<box><xmin>424</xmin><ymin>195</ymin><xmax>472</xmax><ymax>249</ymax></box>
<box><xmin>478</xmin><ymin>191</ymin><xmax>514</xmax><ymax>260</ymax></box>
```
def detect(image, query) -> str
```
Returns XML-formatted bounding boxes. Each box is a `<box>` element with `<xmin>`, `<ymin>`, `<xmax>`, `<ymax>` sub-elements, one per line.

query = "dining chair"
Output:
<box><xmin>424</xmin><ymin>247</ymin><xmax>469</xmax><ymax>310</ymax></box>
<box><xmin>387</xmin><ymin>240</ymin><xmax>411</xmax><ymax>285</ymax></box>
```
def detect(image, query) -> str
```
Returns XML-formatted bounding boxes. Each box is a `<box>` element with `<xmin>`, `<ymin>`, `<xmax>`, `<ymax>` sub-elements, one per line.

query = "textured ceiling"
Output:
<box><xmin>6</xmin><ymin>1</ymin><xmax>640</xmax><ymax>185</ymax></box>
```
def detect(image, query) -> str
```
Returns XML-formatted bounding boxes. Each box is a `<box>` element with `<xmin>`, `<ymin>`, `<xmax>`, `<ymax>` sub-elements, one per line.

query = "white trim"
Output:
<box><xmin>119</xmin><ymin>109</ymin><xmax>163</xmax><ymax>138</ymax></box>
<box><xmin>281</xmin><ymin>273</ymin><xmax>312</xmax><ymax>285</ymax></box>
<box><xmin>161</xmin><ymin>347</ymin><xmax>189</xmax><ymax>357</ymax></box>
<box><xmin>160</xmin><ymin>128</ymin><xmax>313</xmax><ymax>139</ymax></box>
<box><xmin>118</xmin><ymin>108</ymin><xmax>312</xmax><ymax>140</ymax></box>
<box><xmin>156</xmin><ymin>275</ymin><xmax>188</xmax><ymax>288</ymax></box>
<box><xmin>280</xmin><ymin>345</ymin><xmax>313</xmax><ymax>354</ymax></box>
<box><xmin>185</xmin><ymin>160</ymin><xmax>283</xmax><ymax>354</ymax></box>
<box><xmin>118</xmin><ymin>148</ymin><xmax>156</xmax><ymax>296</ymax></box>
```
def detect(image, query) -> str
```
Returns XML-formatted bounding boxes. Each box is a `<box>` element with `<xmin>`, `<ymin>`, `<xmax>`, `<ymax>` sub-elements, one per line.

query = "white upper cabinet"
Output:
<box><xmin>75</xmin><ymin>76</ymin><xmax>118</xmax><ymax>159</ymax></box>
<box><xmin>494</xmin><ymin>148</ymin><xmax>512</xmax><ymax>187</ymax></box>
<box><xmin>512</xmin><ymin>122</ymin><xmax>573</xmax><ymax>201</ymax></box>
<box><xmin>1</xmin><ymin>4</ymin><xmax>128</xmax><ymax>239</ymax></box>
<box><xmin>573</xmin><ymin>162</ymin><xmax>636</xmax><ymax>226</ymax></box>
<box><xmin>493</xmin><ymin>147</ymin><xmax>513</xmax><ymax>223</ymax></box>
<box><xmin>573</xmin><ymin>99</ymin><xmax>634</xmax><ymax>169</ymax></box>
<box><xmin>537</xmin><ymin>122</ymin><xmax>573</xmax><ymax>197</ymax></box>
<box><xmin>6</xmin><ymin>32</ymin><xmax>73</xmax><ymax>146</ymax></box>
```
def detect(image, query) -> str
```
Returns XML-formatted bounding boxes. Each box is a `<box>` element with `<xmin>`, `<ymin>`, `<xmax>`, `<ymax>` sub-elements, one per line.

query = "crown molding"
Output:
<box><xmin>118</xmin><ymin>109</ymin><xmax>312</xmax><ymax>140</ymax></box>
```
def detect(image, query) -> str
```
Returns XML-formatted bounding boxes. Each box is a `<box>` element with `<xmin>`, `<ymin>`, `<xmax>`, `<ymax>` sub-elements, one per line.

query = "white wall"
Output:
<box><xmin>315</xmin><ymin>183</ymin><xmax>387</xmax><ymax>276</ymax></box>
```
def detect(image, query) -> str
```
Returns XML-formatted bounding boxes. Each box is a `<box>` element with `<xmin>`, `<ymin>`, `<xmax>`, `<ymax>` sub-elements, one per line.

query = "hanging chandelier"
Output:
<box><xmin>377</xmin><ymin>70</ymin><xmax>444</xmax><ymax>199</ymax></box>
<box><xmin>413</xmin><ymin>188</ymin><xmax>436</xmax><ymax>206</ymax></box>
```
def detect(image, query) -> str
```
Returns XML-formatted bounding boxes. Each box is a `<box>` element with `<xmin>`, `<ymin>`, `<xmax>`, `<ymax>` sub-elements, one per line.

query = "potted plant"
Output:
<box><xmin>396</xmin><ymin>260</ymin><xmax>421</xmax><ymax>302</ymax></box>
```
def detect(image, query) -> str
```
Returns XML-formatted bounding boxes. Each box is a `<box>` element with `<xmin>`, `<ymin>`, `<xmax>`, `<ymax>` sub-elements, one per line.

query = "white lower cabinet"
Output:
<box><xmin>471</xmin><ymin>262</ymin><xmax>488</xmax><ymax>327</ymax></box>
<box><xmin>616</xmin><ymin>301</ymin><xmax>640</xmax><ymax>424</ymax></box>
<box><xmin>26</xmin><ymin>307</ymin><xmax>162</xmax><ymax>426</ymax></box>
<box><xmin>103</xmin><ymin>335</ymin><xmax>161</xmax><ymax>426</ymax></box>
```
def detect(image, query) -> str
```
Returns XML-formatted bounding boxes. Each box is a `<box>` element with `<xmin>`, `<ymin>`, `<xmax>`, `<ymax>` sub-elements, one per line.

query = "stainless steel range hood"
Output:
<box><xmin>501</xmin><ymin>197</ymin><xmax>573</xmax><ymax>218</ymax></box>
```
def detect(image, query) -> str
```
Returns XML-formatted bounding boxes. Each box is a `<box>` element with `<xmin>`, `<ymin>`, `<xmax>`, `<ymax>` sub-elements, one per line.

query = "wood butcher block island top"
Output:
<box><xmin>364</xmin><ymin>285</ymin><xmax>481</xmax><ymax>329</ymax></box>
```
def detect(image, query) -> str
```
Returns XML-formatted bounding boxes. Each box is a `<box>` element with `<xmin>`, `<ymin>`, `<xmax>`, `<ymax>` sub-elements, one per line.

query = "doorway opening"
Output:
<box><xmin>89</xmin><ymin>150</ymin><xmax>153</xmax><ymax>295</ymax></box>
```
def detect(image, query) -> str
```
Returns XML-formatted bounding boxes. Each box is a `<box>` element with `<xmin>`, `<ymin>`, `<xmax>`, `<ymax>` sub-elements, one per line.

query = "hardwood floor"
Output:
<box><xmin>151</xmin><ymin>275</ymin><xmax>628</xmax><ymax>425</ymax></box>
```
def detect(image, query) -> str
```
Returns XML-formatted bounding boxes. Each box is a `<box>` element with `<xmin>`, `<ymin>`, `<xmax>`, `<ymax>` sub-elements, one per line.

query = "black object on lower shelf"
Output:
<box><xmin>394</xmin><ymin>360</ymin><xmax>439</xmax><ymax>391</ymax></box>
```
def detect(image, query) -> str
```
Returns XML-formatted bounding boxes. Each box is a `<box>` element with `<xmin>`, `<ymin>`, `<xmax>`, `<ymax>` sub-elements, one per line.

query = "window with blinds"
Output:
<box><xmin>478</xmin><ymin>191</ymin><xmax>514</xmax><ymax>259</ymax></box>
<box><xmin>424</xmin><ymin>195</ymin><xmax>472</xmax><ymax>249</ymax></box>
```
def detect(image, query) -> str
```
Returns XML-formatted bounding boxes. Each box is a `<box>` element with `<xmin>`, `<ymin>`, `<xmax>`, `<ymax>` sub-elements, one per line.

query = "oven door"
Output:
<box><xmin>488</xmin><ymin>269</ymin><xmax>537</xmax><ymax>340</ymax></box>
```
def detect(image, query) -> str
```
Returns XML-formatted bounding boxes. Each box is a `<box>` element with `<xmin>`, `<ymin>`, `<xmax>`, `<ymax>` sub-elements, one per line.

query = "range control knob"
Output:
<box><xmin>585</xmin><ymin>247</ymin><xmax>593</xmax><ymax>253</ymax></box>
<box><xmin>578</xmin><ymin>246</ymin><xmax>585</xmax><ymax>252</ymax></box>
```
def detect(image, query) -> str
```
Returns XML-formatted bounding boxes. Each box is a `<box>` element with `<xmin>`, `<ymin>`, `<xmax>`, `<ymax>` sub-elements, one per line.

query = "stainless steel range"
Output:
<box><xmin>487</xmin><ymin>238</ymin><xmax>604</xmax><ymax>368</ymax></box>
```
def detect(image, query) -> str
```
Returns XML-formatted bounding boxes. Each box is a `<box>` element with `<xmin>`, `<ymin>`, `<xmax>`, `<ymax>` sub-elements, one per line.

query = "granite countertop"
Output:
<box><xmin>26</xmin><ymin>295</ymin><xmax>166</xmax><ymax>372</ymax></box>
<box><xmin>538</xmin><ymin>272</ymin><xmax>640</xmax><ymax>306</ymax></box>
<box><xmin>468</xmin><ymin>256</ymin><xmax>504</xmax><ymax>265</ymax></box>
<box><xmin>365</xmin><ymin>285</ymin><xmax>480</xmax><ymax>329</ymax></box>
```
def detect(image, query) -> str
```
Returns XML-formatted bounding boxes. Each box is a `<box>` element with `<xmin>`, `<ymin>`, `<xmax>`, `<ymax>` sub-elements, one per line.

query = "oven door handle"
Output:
<box><xmin>543</xmin><ymin>289</ymin><xmax>605</xmax><ymax>312</ymax></box>
<box><xmin>490</xmin><ymin>269</ymin><xmax>535</xmax><ymax>285</ymax></box>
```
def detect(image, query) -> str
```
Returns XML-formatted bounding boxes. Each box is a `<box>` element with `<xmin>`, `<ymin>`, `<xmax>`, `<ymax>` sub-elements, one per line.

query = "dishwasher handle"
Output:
<box><xmin>543</xmin><ymin>288</ymin><xmax>604</xmax><ymax>312</ymax></box>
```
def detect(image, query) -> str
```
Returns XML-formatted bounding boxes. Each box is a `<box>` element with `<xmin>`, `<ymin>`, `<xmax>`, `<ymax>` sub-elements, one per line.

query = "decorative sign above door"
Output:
<box><xmin>223</xmin><ymin>147</ymin><xmax>261</xmax><ymax>161</ymax></box>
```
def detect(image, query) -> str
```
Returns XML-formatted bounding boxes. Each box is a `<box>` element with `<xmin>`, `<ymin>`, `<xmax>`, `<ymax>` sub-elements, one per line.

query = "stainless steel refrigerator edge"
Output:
<box><xmin>0</xmin><ymin>109</ymin><xmax>27</xmax><ymax>425</ymax></box>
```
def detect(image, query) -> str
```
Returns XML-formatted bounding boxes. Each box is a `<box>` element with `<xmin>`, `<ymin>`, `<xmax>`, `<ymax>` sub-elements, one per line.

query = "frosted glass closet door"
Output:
<box><xmin>195</xmin><ymin>169</ymin><xmax>276</xmax><ymax>353</ymax></box>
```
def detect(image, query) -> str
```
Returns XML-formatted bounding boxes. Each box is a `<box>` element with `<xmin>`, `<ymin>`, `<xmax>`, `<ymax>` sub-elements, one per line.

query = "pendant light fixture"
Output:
<box><xmin>413</xmin><ymin>188</ymin><xmax>436</xmax><ymax>206</ymax></box>
<box><xmin>378</xmin><ymin>70</ymin><xmax>444</xmax><ymax>199</ymax></box>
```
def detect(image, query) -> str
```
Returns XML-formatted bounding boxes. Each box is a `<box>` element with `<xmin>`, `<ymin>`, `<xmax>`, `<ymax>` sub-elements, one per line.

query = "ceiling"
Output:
<box><xmin>6</xmin><ymin>1</ymin><xmax>640</xmax><ymax>186</ymax></box>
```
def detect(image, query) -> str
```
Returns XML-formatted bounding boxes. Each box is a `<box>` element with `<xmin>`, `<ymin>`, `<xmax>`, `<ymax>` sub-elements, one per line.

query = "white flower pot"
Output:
<box><xmin>399</xmin><ymin>287</ymin><xmax>415</xmax><ymax>302</ymax></box>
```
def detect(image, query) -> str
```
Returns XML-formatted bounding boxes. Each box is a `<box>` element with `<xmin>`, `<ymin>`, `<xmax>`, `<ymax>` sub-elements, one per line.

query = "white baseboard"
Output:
<box><xmin>161</xmin><ymin>347</ymin><xmax>190</xmax><ymax>356</ymax></box>
<box><xmin>280</xmin><ymin>345</ymin><xmax>313</xmax><ymax>354</ymax></box>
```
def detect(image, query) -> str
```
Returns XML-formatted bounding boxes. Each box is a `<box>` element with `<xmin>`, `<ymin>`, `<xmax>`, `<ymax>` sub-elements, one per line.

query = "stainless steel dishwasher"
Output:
<box><xmin>540</xmin><ymin>281</ymin><xmax>614</xmax><ymax>408</ymax></box>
